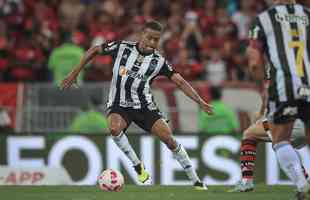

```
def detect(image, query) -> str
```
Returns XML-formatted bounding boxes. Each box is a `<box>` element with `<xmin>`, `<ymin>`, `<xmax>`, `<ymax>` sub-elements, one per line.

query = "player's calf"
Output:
<box><xmin>240</xmin><ymin>139</ymin><xmax>257</xmax><ymax>184</ymax></box>
<box><xmin>112</xmin><ymin>132</ymin><xmax>141</xmax><ymax>166</ymax></box>
<box><xmin>163</xmin><ymin>136</ymin><xmax>178</xmax><ymax>150</ymax></box>
<box><xmin>229</xmin><ymin>138</ymin><xmax>257</xmax><ymax>192</ymax></box>
<box><xmin>172</xmin><ymin>141</ymin><xmax>207</xmax><ymax>190</ymax></box>
<box><xmin>274</xmin><ymin>141</ymin><xmax>308</xmax><ymax>193</ymax></box>
<box><xmin>152</xmin><ymin>121</ymin><xmax>207</xmax><ymax>189</ymax></box>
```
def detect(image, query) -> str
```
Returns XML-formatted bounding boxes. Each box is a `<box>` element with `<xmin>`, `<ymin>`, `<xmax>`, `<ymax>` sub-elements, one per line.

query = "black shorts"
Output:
<box><xmin>267</xmin><ymin>100</ymin><xmax>310</xmax><ymax>124</ymax></box>
<box><xmin>107</xmin><ymin>106</ymin><xmax>165</xmax><ymax>132</ymax></box>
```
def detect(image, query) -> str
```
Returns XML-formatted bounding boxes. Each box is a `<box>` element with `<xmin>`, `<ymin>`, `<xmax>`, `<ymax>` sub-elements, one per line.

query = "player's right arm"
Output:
<box><xmin>247</xmin><ymin>17</ymin><xmax>266</xmax><ymax>81</ymax></box>
<box><xmin>254</xmin><ymin>80</ymin><xmax>269</xmax><ymax>122</ymax></box>
<box><xmin>60</xmin><ymin>46</ymin><xmax>100</xmax><ymax>89</ymax></box>
<box><xmin>60</xmin><ymin>41</ymin><xmax>119</xmax><ymax>90</ymax></box>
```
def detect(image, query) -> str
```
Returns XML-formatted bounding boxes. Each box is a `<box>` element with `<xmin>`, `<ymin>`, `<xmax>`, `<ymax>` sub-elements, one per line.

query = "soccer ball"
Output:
<box><xmin>98</xmin><ymin>169</ymin><xmax>124</xmax><ymax>192</ymax></box>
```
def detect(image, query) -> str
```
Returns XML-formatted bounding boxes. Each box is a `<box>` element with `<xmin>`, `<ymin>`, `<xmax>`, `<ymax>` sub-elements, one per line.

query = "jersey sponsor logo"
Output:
<box><xmin>120</xmin><ymin>101</ymin><xmax>140</xmax><ymax>107</ymax></box>
<box><xmin>282</xmin><ymin>106</ymin><xmax>298</xmax><ymax>116</ymax></box>
<box><xmin>119</xmin><ymin>66</ymin><xmax>147</xmax><ymax>81</ymax></box>
<box><xmin>298</xmin><ymin>85</ymin><xmax>310</xmax><ymax>97</ymax></box>
<box><xmin>275</xmin><ymin>13</ymin><xmax>309</xmax><ymax>26</ymax></box>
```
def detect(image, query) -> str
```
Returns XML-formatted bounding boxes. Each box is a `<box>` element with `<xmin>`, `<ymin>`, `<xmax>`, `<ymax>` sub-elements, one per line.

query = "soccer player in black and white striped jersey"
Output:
<box><xmin>247</xmin><ymin>0</ymin><xmax>310</xmax><ymax>198</ymax></box>
<box><xmin>61</xmin><ymin>20</ymin><xmax>212</xmax><ymax>189</ymax></box>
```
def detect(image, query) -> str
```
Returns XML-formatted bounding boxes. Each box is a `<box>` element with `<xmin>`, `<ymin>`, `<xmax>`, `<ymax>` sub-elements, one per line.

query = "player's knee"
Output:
<box><xmin>243</xmin><ymin>129</ymin><xmax>252</xmax><ymax>139</ymax></box>
<box><xmin>109</xmin><ymin>126</ymin><xmax>122</xmax><ymax>136</ymax></box>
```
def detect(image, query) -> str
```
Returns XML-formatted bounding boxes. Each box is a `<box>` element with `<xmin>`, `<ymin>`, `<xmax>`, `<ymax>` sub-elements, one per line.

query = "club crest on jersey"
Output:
<box><xmin>150</xmin><ymin>59</ymin><xmax>158</xmax><ymax>70</ymax></box>
<box><xmin>137</xmin><ymin>55</ymin><xmax>144</xmax><ymax>63</ymax></box>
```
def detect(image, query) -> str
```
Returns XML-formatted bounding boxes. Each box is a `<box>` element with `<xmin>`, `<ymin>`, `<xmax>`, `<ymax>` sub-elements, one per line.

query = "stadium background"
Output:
<box><xmin>0</xmin><ymin>0</ymin><xmax>309</xmax><ymax>187</ymax></box>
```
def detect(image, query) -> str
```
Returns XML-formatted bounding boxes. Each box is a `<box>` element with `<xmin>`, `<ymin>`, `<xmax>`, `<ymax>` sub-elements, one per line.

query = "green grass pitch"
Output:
<box><xmin>0</xmin><ymin>184</ymin><xmax>295</xmax><ymax>200</ymax></box>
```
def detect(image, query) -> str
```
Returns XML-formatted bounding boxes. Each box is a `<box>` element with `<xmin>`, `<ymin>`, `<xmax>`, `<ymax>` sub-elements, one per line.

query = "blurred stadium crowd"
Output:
<box><xmin>1</xmin><ymin>0</ymin><xmax>309</xmax><ymax>134</ymax></box>
<box><xmin>0</xmin><ymin>0</ymin><xmax>271</xmax><ymax>84</ymax></box>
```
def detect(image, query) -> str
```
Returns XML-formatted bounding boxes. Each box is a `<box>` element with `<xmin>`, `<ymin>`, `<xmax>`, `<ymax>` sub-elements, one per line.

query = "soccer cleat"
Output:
<box><xmin>228</xmin><ymin>180</ymin><xmax>254</xmax><ymax>192</ymax></box>
<box><xmin>193</xmin><ymin>181</ymin><xmax>208</xmax><ymax>190</ymax></box>
<box><xmin>134</xmin><ymin>162</ymin><xmax>151</xmax><ymax>184</ymax></box>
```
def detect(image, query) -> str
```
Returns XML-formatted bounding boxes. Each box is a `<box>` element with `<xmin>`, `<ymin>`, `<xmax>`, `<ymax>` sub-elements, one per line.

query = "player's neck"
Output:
<box><xmin>136</xmin><ymin>43</ymin><xmax>154</xmax><ymax>56</ymax></box>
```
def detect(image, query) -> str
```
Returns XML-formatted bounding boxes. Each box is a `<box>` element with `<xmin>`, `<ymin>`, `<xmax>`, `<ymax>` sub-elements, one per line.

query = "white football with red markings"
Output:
<box><xmin>98</xmin><ymin>169</ymin><xmax>124</xmax><ymax>192</ymax></box>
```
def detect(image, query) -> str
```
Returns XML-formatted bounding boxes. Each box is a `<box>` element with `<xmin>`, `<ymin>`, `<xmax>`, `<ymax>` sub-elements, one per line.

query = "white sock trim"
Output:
<box><xmin>112</xmin><ymin>132</ymin><xmax>141</xmax><ymax>166</ymax></box>
<box><xmin>274</xmin><ymin>141</ymin><xmax>308</xmax><ymax>191</ymax></box>
<box><xmin>173</xmin><ymin>144</ymin><xmax>200</xmax><ymax>183</ymax></box>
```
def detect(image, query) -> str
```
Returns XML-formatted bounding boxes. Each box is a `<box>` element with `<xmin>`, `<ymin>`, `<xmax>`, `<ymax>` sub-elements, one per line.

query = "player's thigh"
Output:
<box><xmin>267</xmin><ymin>101</ymin><xmax>298</xmax><ymax>143</ymax></box>
<box><xmin>133</xmin><ymin>108</ymin><xmax>176</xmax><ymax>149</ymax></box>
<box><xmin>243</xmin><ymin>120</ymin><xmax>269</xmax><ymax>141</ymax></box>
<box><xmin>151</xmin><ymin>118</ymin><xmax>173</xmax><ymax>138</ymax></box>
<box><xmin>133</xmin><ymin>107</ymin><xmax>164</xmax><ymax>132</ymax></box>
<box><xmin>269</xmin><ymin>121</ymin><xmax>295</xmax><ymax>144</ymax></box>
<box><xmin>107</xmin><ymin>109</ymin><xmax>130</xmax><ymax>135</ymax></box>
<box><xmin>151</xmin><ymin>118</ymin><xmax>177</xmax><ymax>150</ymax></box>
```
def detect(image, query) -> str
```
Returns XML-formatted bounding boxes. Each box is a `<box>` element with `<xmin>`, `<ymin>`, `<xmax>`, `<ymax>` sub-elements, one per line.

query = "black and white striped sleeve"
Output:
<box><xmin>100</xmin><ymin>41</ymin><xmax>120</xmax><ymax>56</ymax></box>
<box><xmin>158</xmin><ymin>59</ymin><xmax>176</xmax><ymax>79</ymax></box>
<box><xmin>249</xmin><ymin>17</ymin><xmax>267</xmax><ymax>45</ymax></box>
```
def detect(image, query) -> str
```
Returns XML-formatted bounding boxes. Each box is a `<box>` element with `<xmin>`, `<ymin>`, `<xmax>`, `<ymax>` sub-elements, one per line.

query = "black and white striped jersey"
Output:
<box><xmin>249</xmin><ymin>3</ymin><xmax>310</xmax><ymax>102</ymax></box>
<box><xmin>100</xmin><ymin>40</ymin><xmax>175</xmax><ymax>109</ymax></box>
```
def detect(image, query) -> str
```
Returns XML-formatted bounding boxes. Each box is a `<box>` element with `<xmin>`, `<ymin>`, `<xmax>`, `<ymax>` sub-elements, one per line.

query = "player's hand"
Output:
<box><xmin>199</xmin><ymin>100</ymin><xmax>213</xmax><ymax>115</ymax></box>
<box><xmin>60</xmin><ymin>71</ymin><xmax>78</xmax><ymax>90</ymax></box>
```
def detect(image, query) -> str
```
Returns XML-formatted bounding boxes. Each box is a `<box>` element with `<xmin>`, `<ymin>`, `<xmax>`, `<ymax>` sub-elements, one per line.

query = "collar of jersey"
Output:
<box><xmin>135</xmin><ymin>43</ymin><xmax>154</xmax><ymax>56</ymax></box>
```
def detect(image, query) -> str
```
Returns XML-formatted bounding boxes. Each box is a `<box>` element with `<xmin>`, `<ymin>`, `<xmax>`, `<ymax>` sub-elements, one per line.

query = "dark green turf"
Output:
<box><xmin>0</xmin><ymin>184</ymin><xmax>295</xmax><ymax>200</ymax></box>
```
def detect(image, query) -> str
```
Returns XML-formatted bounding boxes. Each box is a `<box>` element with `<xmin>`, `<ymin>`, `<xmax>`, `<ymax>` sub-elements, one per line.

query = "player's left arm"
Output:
<box><xmin>247</xmin><ymin>17</ymin><xmax>267</xmax><ymax>81</ymax></box>
<box><xmin>170</xmin><ymin>73</ymin><xmax>213</xmax><ymax>114</ymax></box>
<box><xmin>259</xmin><ymin>80</ymin><xmax>269</xmax><ymax>114</ymax></box>
<box><xmin>158</xmin><ymin>60</ymin><xmax>213</xmax><ymax>114</ymax></box>
<box><xmin>247</xmin><ymin>41</ymin><xmax>265</xmax><ymax>81</ymax></box>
